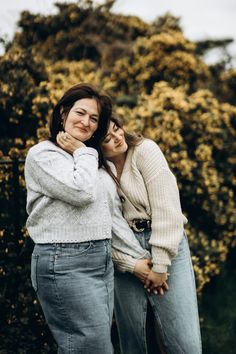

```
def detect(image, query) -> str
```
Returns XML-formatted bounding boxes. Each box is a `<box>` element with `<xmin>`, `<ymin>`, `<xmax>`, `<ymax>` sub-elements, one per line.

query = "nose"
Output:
<box><xmin>80</xmin><ymin>114</ymin><xmax>90</xmax><ymax>126</ymax></box>
<box><xmin>112</xmin><ymin>131</ymin><xmax>121</xmax><ymax>141</ymax></box>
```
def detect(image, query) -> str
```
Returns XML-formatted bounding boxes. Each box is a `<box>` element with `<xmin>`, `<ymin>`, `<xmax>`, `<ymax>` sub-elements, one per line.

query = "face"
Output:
<box><xmin>63</xmin><ymin>98</ymin><xmax>99</xmax><ymax>142</ymax></box>
<box><xmin>101</xmin><ymin>121</ymin><xmax>128</xmax><ymax>159</ymax></box>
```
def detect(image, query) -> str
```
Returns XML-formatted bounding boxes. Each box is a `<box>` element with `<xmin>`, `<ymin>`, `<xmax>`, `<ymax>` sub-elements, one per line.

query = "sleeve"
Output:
<box><xmin>112</xmin><ymin>248</ymin><xmax>137</xmax><ymax>273</ymax></box>
<box><xmin>26</xmin><ymin>146</ymin><xmax>99</xmax><ymax>207</ymax></box>
<box><xmin>111</xmin><ymin>192</ymin><xmax>151</xmax><ymax>260</ymax></box>
<box><xmin>136</xmin><ymin>140</ymin><xmax>187</xmax><ymax>273</ymax></box>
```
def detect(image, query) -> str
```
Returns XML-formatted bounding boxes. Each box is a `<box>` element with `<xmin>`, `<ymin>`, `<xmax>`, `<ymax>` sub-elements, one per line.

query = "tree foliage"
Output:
<box><xmin>0</xmin><ymin>1</ymin><xmax>236</xmax><ymax>352</ymax></box>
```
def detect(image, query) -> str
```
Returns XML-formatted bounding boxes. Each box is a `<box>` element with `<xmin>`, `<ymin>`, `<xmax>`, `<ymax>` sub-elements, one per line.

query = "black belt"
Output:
<box><xmin>130</xmin><ymin>219</ymin><xmax>151</xmax><ymax>233</ymax></box>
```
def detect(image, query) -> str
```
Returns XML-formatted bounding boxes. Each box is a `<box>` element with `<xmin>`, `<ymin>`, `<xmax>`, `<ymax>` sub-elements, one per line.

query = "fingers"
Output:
<box><xmin>146</xmin><ymin>281</ymin><xmax>169</xmax><ymax>296</ymax></box>
<box><xmin>57</xmin><ymin>131</ymin><xmax>68</xmax><ymax>147</ymax></box>
<box><xmin>162</xmin><ymin>281</ymin><xmax>169</xmax><ymax>290</ymax></box>
<box><xmin>144</xmin><ymin>279</ymin><xmax>151</xmax><ymax>292</ymax></box>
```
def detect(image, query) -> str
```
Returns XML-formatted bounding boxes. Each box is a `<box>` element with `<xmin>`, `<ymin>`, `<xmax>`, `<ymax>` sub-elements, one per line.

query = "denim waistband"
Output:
<box><xmin>35</xmin><ymin>239</ymin><xmax>111</xmax><ymax>249</ymax></box>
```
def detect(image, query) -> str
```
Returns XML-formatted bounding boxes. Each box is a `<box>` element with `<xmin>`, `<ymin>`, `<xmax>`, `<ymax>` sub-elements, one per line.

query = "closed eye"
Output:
<box><xmin>103</xmin><ymin>136</ymin><xmax>111</xmax><ymax>143</ymax></box>
<box><xmin>90</xmin><ymin>116</ymin><xmax>99</xmax><ymax>123</ymax></box>
<box><xmin>76</xmin><ymin>111</ymin><xmax>84</xmax><ymax>115</ymax></box>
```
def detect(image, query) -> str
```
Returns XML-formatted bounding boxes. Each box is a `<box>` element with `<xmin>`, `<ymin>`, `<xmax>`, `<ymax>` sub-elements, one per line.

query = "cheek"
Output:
<box><xmin>91</xmin><ymin>124</ymin><xmax>99</xmax><ymax>133</ymax></box>
<box><xmin>64</xmin><ymin>116</ymin><xmax>73</xmax><ymax>129</ymax></box>
<box><xmin>101</xmin><ymin>144</ymin><xmax>113</xmax><ymax>157</ymax></box>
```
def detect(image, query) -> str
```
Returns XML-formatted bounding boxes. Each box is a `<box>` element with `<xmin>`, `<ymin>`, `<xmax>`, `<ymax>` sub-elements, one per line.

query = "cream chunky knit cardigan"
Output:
<box><xmin>112</xmin><ymin>139</ymin><xmax>187</xmax><ymax>273</ymax></box>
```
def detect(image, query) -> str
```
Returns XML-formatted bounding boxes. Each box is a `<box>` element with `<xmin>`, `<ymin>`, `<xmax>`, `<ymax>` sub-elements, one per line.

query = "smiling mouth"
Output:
<box><xmin>76</xmin><ymin>127</ymin><xmax>88</xmax><ymax>133</ymax></box>
<box><xmin>116</xmin><ymin>141</ymin><xmax>124</xmax><ymax>147</ymax></box>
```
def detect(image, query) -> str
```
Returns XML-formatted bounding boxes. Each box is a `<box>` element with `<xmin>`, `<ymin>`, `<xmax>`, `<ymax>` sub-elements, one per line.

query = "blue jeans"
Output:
<box><xmin>114</xmin><ymin>231</ymin><xmax>202</xmax><ymax>354</ymax></box>
<box><xmin>31</xmin><ymin>239</ymin><xmax>114</xmax><ymax>354</ymax></box>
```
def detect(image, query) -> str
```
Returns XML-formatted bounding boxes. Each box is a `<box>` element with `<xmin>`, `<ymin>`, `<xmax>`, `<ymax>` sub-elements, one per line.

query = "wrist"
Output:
<box><xmin>152</xmin><ymin>263</ymin><xmax>168</xmax><ymax>273</ymax></box>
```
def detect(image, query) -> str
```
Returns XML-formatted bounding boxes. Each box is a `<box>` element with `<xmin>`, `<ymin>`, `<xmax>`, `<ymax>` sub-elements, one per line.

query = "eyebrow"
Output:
<box><xmin>75</xmin><ymin>107</ymin><xmax>99</xmax><ymax>118</ymax></box>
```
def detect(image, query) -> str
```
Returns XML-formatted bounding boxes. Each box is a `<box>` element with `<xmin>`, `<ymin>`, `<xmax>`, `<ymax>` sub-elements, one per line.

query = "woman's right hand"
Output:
<box><xmin>56</xmin><ymin>131</ymin><xmax>85</xmax><ymax>154</ymax></box>
<box><xmin>144</xmin><ymin>271</ymin><xmax>169</xmax><ymax>295</ymax></box>
<box><xmin>133</xmin><ymin>259</ymin><xmax>152</xmax><ymax>283</ymax></box>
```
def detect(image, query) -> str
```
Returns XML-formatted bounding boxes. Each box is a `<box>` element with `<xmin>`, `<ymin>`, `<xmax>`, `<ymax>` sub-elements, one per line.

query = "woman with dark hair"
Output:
<box><xmin>25</xmin><ymin>84</ymin><xmax>149</xmax><ymax>354</ymax></box>
<box><xmin>100</xmin><ymin>116</ymin><xmax>202</xmax><ymax>354</ymax></box>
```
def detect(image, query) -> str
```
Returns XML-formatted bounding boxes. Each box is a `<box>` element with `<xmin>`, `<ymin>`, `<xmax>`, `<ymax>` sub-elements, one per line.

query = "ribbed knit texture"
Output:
<box><xmin>112</xmin><ymin>139</ymin><xmax>187</xmax><ymax>273</ymax></box>
<box><xmin>24</xmin><ymin>140</ymin><xmax>150</xmax><ymax>260</ymax></box>
<box><xmin>112</xmin><ymin>249</ymin><xmax>137</xmax><ymax>273</ymax></box>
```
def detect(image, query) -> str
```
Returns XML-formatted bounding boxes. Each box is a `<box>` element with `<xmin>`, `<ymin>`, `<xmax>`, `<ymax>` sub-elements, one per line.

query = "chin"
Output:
<box><xmin>75</xmin><ymin>134</ymin><xmax>91</xmax><ymax>142</ymax></box>
<box><xmin>122</xmin><ymin>143</ymin><xmax>128</xmax><ymax>152</ymax></box>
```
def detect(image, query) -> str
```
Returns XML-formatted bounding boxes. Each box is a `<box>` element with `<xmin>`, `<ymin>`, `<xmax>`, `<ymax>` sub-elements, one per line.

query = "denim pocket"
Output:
<box><xmin>56</xmin><ymin>242</ymin><xmax>92</xmax><ymax>258</ymax></box>
<box><xmin>31</xmin><ymin>254</ymin><xmax>39</xmax><ymax>292</ymax></box>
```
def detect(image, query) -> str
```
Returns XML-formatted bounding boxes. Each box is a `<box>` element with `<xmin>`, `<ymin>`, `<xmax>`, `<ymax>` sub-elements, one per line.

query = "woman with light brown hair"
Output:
<box><xmin>100</xmin><ymin>115</ymin><xmax>202</xmax><ymax>354</ymax></box>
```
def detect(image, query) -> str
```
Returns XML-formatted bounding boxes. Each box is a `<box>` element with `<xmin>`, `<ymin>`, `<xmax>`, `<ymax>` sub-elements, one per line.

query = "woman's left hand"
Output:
<box><xmin>56</xmin><ymin>131</ymin><xmax>85</xmax><ymax>154</ymax></box>
<box><xmin>133</xmin><ymin>259</ymin><xmax>152</xmax><ymax>283</ymax></box>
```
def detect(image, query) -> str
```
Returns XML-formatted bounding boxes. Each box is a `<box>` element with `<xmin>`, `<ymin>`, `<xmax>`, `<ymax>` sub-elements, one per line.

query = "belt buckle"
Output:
<box><xmin>131</xmin><ymin>220</ymin><xmax>145</xmax><ymax>233</ymax></box>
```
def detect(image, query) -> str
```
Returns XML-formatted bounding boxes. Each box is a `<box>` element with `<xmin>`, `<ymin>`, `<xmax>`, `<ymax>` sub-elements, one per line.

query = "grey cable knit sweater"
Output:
<box><xmin>25</xmin><ymin>140</ymin><xmax>150</xmax><ymax>260</ymax></box>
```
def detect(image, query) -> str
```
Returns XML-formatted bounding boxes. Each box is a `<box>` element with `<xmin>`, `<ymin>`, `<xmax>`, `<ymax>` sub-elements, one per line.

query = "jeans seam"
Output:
<box><xmin>52</xmin><ymin>252</ymin><xmax>73</xmax><ymax>354</ymax></box>
<box><xmin>31</xmin><ymin>254</ymin><xmax>39</xmax><ymax>292</ymax></box>
<box><xmin>188</xmin><ymin>254</ymin><xmax>202</xmax><ymax>353</ymax></box>
<box><xmin>142</xmin><ymin>301</ymin><xmax>148</xmax><ymax>354</ymax></box>
<box><xmin>102</xmin><ymin>241</ymin><xmax>113</xmax><ymax>328</ymax></box>
<box><xmin>148</xmin><ymin>297</ymin><xmax>169</xmax><ymax>353</ymax></box>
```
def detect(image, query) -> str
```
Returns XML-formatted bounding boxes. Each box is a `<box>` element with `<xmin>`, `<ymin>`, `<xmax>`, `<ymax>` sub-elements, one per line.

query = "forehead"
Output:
<box><xmin>72</xmin><ymin>98</ymin><xmax>99</xmax><ymax>114</ymax></box>
<box><xmin>108</xmin><ymin>121</ymin><xmax>116</xmax><ymax>131</ymax></box>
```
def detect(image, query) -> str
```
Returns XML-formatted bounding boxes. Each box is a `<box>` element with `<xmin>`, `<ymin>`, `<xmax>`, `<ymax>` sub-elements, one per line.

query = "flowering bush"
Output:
<box><xmin>0</xmin><ymin>1</ymin><xmax>235</xmax><ymax>352</ymax></box>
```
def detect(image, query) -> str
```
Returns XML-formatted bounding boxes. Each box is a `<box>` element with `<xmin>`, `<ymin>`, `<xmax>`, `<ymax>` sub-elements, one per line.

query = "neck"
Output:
<box><xmin>109</xmin><ymin>152</ymin><xmax>127</xmax><ymax>180</ymax></box>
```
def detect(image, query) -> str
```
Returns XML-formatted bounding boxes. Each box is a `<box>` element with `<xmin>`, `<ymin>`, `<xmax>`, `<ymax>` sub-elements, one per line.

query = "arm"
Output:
<box><xmin>112</xmin><ymin>248</ymin><xmax>138</xmax><ymax>273</ymax></box>
<box><xmin>25</xmin><ymin>144</ymin><xmax>99</xmax><ymax>207</ymax></box>
<box><xmin>146</xmin><ymin>170</ymin><xmax>185</xmax><ymax>272</ymax></box>
<box><xmin>136</xmin><ymin>140</ymin><xmax>187</xmax><ymax>272</ymax></box>
<box><xmin>113</xmin><ymin>248</ymin><xmax>168</xmax><ymax>294</ymax></box>
<box><xmin>112</xmin><ymin>193</ymin><xmax>151</xmax><ymax>260</ymax></box>
<box><xmin>112</xmin><ymin>248</ymin><xmax>152</xmax><ymax>281</ymax></box>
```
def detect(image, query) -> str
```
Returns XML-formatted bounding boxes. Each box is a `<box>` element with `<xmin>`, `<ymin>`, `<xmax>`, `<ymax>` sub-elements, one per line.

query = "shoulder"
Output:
<box><xmin>27</xmin><ymin>140</ymin><xmax>55</xmax><ymax>155</ymax></box>
<box><xmin>26</xmin><ymin>140</ymin><xmax>62</xmax><ymax>164</ymax></box>
<box><xmin>133</xmin><ymin>139</ymin><xmax>164</xmax><ymax>159</ymax></box>
<box><xmin>132</xmin><ymin>139</ymin><xmax>169</xmax><ymax>172</ymax></box>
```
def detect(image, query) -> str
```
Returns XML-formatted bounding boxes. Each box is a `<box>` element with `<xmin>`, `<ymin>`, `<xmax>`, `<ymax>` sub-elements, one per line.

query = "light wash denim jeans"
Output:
<box><xmin>31</xmin><ymin>239</ymin><xmax>114</xmax><ymax>354</ymax></box>
<box><xmin>114</xmin><ymin>231</ymin><xmax>202</xmax><ymax>354</ymax></box>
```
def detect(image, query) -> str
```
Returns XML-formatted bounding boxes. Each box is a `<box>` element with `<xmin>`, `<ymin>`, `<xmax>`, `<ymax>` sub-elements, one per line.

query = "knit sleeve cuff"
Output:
<box><xmin>152</xmin><ymin>264</ymin><xmax>168</xmax><ymax>273</ymax></box>
<box><xmin>115</xmin><ymin>258</ymin><xmax>137</xmax><ymax>273</ymax></box>
<box><xmin>73</xmin><ymin>147</ymin><xmax>98</xmax><ymax>159</ymax></box>
<box><xmin>151</xmin><ymin>246</ymin><xmax>171</xmax><ymax>273</ymax></box>
<box><xmin>112</xmin><ymin>249</ymin><xmax>138</xmax><ymax>273</ymax></box>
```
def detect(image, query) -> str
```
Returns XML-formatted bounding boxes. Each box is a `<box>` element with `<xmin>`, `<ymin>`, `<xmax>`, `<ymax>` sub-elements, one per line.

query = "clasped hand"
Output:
<box><xmin>133</xmin><ymin>259</ymin><xmax>169</xmax><ymax>295</ymax></box>
<box><xmin>56</xmin><ymin>131</ymin><xmax>85</xmax><ymax>154</ymax></box>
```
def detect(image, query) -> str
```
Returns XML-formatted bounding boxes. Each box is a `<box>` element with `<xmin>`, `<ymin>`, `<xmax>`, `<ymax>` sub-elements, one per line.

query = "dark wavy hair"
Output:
<box><xmin>49</xmin><ymin>83</ymin><xmax>112</xmax><ymax>165</ymax></box>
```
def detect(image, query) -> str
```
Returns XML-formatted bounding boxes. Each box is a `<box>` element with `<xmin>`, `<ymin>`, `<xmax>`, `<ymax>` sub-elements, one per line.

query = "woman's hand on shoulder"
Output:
<box><xmin>133</xmin><ymin>259</ymin><xmax>152</xmax><ymax>283</ymax></box>
<box><xmin>57</xmin><ymin>132</ymin><xmax>85</xmax><ymax>154</ymax></box>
